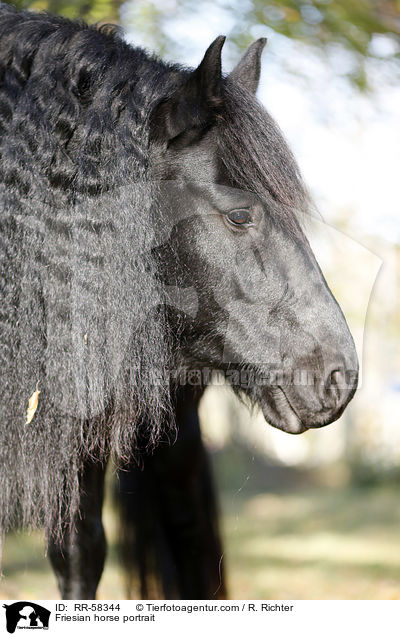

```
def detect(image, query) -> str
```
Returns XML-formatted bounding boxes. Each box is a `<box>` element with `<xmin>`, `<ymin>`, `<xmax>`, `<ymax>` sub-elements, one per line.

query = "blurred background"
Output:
<box><xmin>1</xmin><ymin>0</ymin><xmax>400</xmax><ymax>600</ymax></box>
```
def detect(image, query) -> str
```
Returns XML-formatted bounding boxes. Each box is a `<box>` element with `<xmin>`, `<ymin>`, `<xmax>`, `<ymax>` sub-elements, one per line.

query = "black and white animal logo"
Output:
<box><xmin>2</xmin><ymin>602</ymin><xmax>50</xmax><ymax>633</ymax></box>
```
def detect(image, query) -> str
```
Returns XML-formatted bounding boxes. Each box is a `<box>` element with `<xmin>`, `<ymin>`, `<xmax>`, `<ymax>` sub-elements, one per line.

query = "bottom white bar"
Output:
<box><xmin>1</xmin><ymin>600</ymin><xmax>397</xmax><ymax>635</ymax></box>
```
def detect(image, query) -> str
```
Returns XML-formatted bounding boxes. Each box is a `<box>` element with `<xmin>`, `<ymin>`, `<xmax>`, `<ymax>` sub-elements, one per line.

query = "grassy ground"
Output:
<box><xmin>1</xmin><ymin>475</ymin><xmax>400</xmax><ymax>600</ymax></box>
<box><xmin>221</xmin><ymin>486</ymin><xmax>400</xmax><ymax>599</ymax></box>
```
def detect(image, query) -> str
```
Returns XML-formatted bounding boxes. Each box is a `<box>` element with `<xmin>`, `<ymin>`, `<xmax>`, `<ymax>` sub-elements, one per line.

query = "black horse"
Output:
<box><xmin>0</xmin><ymin>6</ymin><xmax>358</xmax><ymax>599</ymax></box>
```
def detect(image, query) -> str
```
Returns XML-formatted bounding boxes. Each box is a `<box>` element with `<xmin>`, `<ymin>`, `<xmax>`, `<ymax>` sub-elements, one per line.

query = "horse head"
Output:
<box><xmin>150</xmin><ymin>37</ymin><xmax>358</xmax><ymax>434</ymax></box>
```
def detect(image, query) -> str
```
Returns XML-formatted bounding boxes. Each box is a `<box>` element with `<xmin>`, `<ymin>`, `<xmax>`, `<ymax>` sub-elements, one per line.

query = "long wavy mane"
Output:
<box><xmin>0</xmin><ymin>6</ymin><xmax>176</xmax><ymax>538</ymax></box>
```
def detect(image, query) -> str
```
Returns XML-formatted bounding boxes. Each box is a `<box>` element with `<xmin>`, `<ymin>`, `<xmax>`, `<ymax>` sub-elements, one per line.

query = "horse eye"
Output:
<box><xmin>226</xmin><ymin>209</ymin><xmax>253</xmax><ymax>227</ymax></box>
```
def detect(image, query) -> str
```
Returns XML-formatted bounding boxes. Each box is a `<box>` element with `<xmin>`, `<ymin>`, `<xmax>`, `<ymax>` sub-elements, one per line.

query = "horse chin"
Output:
<box><xmin>260</xmin><ymin>387</ymin><xmax>309</xmax><ymax>435</ymax></box>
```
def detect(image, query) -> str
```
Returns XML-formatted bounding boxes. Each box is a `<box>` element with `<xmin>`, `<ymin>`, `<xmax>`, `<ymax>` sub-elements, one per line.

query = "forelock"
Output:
<box><xmin>217</xmin><ymin>78</ymin><xmax>311</xmax><ymax>237</ymax></box>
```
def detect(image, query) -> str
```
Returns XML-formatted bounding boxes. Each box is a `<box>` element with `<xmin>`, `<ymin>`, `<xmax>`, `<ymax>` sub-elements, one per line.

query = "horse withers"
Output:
<box><xmin>0</xmin><ymin>6</ymin><xmax>358</xmax><ymax>599</ymax></box>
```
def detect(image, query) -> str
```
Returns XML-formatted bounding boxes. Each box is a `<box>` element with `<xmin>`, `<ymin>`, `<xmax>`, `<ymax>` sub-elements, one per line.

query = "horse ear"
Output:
<box><xmin>150</xmin><ymin>36</ymin><xmax>225</xmax><ymax>143</ymax></box>
<box><xmin>229</xmin><ymin>38</ymin><xmax>267</xmax><ymax>95</ymax></box>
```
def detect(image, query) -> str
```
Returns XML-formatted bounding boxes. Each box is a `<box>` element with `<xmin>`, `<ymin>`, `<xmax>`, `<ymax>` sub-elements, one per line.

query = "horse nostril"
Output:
<box><xmin>324</xmin><ymin>364</ymin><xmax>359</xmax><ymax>412</ymax></box>
<box><xmin>325</xmin><ymin>368</ymin><xmax>345</xmax><ymax>407</ymax></box>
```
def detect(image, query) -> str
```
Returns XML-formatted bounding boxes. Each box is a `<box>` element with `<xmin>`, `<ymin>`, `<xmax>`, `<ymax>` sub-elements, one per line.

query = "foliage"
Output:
<box><xmin>8</xmin><ymin>0</ymin><xmax>121</xmax><ymax>23</ymax></box>
<box><xmin>5</xmin><ymin>0</ymin><xmax>400</xmax><ymax>88</ymax></box>
<box><xmin>236</xmin><ymin>1</ymin><xmax>399</xmax><ymax>89</ymax></box>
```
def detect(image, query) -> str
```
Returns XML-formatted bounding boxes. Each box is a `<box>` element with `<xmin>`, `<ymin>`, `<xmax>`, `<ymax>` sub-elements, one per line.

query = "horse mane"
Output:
<box><xmin>0</xmin><ymin>4</ymin><xmax>309</xmax><ymax>540</ymax></box>
<box><xmin>0</xmin><ymin>5</ymin><xmax>176</xmax><ymax>539</ymax></box>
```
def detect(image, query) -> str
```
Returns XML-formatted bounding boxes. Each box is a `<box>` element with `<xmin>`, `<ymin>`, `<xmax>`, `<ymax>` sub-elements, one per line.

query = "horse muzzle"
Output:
<box><xmin>259</xmin><ymin>358</ymin><xmax>359</xmax><ymax>435</ymax></box>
